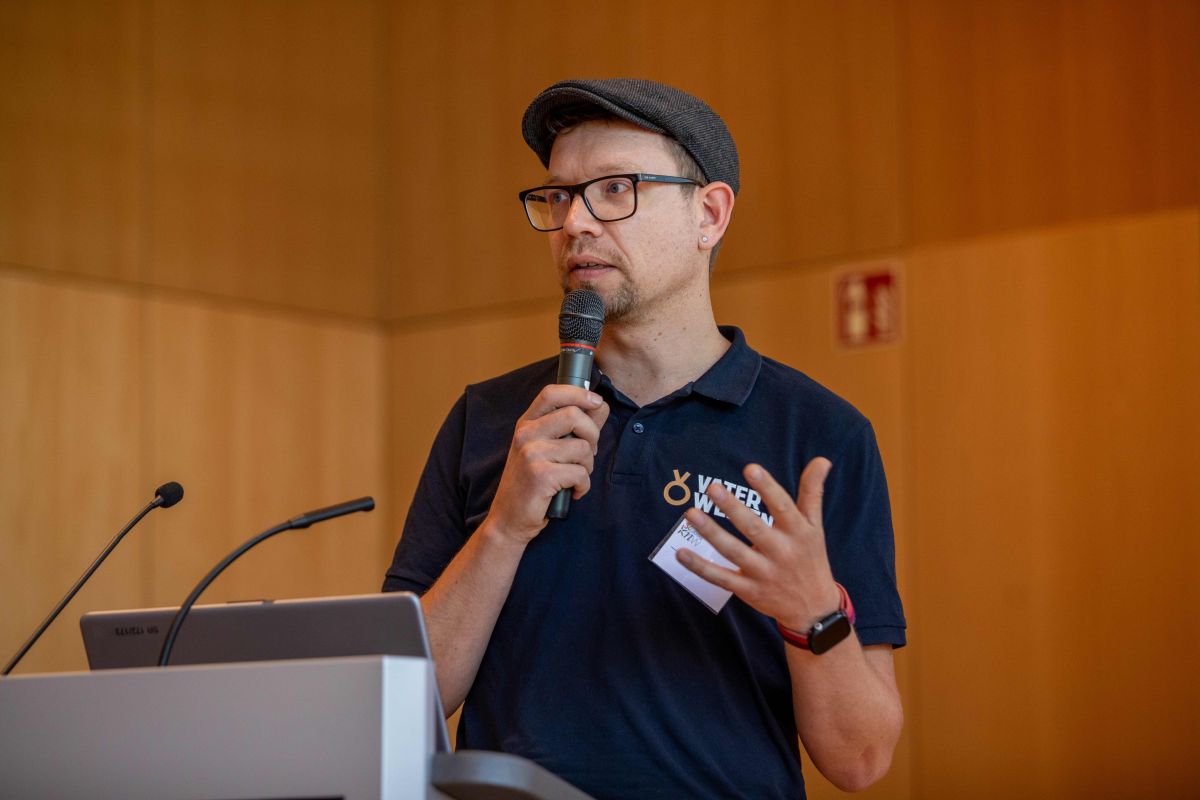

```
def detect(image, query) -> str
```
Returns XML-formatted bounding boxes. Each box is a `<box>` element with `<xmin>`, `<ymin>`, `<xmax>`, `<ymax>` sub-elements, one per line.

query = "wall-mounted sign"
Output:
<box><xmin>835</xmin><ymin>262</ymin><xmax>902</xmax><ymax>348</ymax></box>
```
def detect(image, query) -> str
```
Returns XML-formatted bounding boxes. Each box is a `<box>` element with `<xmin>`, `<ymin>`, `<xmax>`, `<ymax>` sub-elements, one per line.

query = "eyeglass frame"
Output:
<box><xmin>517</xmin><ymin>173</ymin><xmax>703</xmax><ymax>232</ymax></box>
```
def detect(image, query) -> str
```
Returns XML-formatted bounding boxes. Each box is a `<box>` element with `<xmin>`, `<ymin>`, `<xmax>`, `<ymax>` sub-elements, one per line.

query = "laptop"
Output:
<box><xmin>80</xmin><ymin>591</ymin><xmax>451</xmax><ymax>751</ymax></box>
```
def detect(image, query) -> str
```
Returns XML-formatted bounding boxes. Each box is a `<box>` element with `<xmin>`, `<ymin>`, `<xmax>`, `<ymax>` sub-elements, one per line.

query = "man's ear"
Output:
<box><xmin>697</xmin><ymin>181</ymin><xmax>735</xmax><ymax>253</ymax></box>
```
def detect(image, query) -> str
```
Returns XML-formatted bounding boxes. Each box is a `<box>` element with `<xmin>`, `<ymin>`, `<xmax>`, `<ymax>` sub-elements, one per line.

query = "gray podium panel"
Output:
<box><xmin>0</xmin><ymin>656</ymin><xmax>437</xmax><ymax>800</ymax></box>
<box><xmin>432</xmin><ymin>752</ymin><xmax>595</xmax><ymax>800</ymax></box>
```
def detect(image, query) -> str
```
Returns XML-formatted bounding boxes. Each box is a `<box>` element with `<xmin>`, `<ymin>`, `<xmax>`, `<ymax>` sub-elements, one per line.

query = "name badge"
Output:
<box><xmin>649</xmin><ymin>514</ymin><xmax>734</xmax><ymax>613</ymax></box>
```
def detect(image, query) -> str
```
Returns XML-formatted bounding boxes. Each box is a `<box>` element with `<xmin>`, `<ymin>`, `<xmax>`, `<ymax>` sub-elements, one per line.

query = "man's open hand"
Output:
<box><xmin>678</xmin><ymin>459</ymin><xmax>841</xmax><ymax>631</ymax></box>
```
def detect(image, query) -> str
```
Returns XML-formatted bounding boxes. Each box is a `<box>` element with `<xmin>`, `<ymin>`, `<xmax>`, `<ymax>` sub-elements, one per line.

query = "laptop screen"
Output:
<box><xmin>80</xmin><ymin>591</ymin><xmax>451</xmax><ymax>751</ymax></box>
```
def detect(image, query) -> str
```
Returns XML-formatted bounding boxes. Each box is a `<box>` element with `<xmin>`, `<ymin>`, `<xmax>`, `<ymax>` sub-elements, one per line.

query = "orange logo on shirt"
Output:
<box><xmin>662</xmin><ymin>469</ymin><xmax>692</xmax><ymax>506</ymax></box>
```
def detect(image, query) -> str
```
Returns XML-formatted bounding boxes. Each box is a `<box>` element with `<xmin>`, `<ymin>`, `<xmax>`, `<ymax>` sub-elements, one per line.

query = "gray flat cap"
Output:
<box><xmin>521</xmin><ymin>78</ymin><xmax>740</xmax><ymax>195</ymax></box>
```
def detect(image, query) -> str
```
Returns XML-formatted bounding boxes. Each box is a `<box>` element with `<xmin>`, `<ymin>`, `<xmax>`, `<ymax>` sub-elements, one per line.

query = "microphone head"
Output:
<box><xmin>559</xmin><ymin>290</ymin><xmax>605</xmax><ymax>347</ymax></box>
<box><xmin>155</xmin><ymin>481</ymin><xmax>185</xmax><ymax>508</ymax></box>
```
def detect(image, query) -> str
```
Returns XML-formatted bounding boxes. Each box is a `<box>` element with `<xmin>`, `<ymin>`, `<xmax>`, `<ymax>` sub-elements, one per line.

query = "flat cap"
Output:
<box><xmin>521</xmin><ymin>78</ymin><xmax>740</xmax><ymax>195</ymax></box>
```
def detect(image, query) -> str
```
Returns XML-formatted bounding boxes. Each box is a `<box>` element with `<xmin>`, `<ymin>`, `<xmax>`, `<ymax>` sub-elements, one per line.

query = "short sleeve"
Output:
<box><xmin>382</xmin><ymin>394</ymin><xmax>470</xmax><ymax>595</ymax></box>
<box><xmin>821</xmin><ymin>421</ymin><xmax>907</xmax><ymax>648</ymax></box>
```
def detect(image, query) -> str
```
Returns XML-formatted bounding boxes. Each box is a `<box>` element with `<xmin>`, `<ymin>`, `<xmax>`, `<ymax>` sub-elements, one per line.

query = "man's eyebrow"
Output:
<box><xmin>543</xmin><ymin>165</ymin><xmax>641</xmax><ymax>184</ymax></box>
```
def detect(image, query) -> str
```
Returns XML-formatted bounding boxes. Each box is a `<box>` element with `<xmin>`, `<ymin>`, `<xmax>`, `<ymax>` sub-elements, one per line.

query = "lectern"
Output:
<box><xmin>0</xmin><ymin>656</ymin><xmax>592</xmax><ymax>800</ymax></box>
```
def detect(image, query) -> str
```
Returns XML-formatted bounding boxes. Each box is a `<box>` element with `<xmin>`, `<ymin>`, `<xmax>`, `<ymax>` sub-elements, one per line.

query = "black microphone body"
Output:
<box><xmin>547</xmin><ymin>290</ymin><xmax>605</xmax><ymax>520</ymax></box>
<box><xmin>157</xmin><ymin>495</ymin><xmax>374</xmax><ymax>667</ymax></box>
<box><xmin>556</xmin><ymin>346</ymin><xmax>595</xmax><ymax>388</ymax></box>
<box><xmin>2</xmin><ymin>482</ymin><xmax>184</xmax><ymax>676</ymax></box>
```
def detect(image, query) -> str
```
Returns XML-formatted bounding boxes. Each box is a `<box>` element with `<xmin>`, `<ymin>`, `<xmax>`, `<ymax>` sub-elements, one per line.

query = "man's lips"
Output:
<box><xmin>567</xmin><ymin>258</ymin><xmax>617</xmax><ymax>278</ymax></box>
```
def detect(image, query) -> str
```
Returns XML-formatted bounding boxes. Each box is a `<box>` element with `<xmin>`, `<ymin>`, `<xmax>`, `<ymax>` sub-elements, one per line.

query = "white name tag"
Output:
<box><xmin>649</xmin><ymin>514</ymin><xmax>735</xmax><ymax>613</ymax></box>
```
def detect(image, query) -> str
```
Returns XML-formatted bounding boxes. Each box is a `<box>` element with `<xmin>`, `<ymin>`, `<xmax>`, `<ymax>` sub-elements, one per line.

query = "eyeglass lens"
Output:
<box><xmin>524</xmin><ymin>176</ymin><xmax>637</xmax><ymax>231</ymax></box>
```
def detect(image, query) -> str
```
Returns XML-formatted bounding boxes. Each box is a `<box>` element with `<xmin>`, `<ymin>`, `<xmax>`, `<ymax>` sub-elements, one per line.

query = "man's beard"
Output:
<box><xmin>562</xmin><ymin>275</ymin><xmax>639</xmax><ymax>323</ymax></box>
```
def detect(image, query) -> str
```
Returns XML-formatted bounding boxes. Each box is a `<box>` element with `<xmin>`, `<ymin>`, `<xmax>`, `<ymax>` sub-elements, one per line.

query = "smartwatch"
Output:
<box><xmin>776</xmin><ymin>582</ymin><xmax>856</xmax><ymax>655</ymax></box>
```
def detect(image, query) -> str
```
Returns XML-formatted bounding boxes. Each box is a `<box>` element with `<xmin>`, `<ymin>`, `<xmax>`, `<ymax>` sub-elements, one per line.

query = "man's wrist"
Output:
<box><xmin>477</xmin><ymin>517</ymin><xmax>534</xmax><ymax>553</ymax></box>
<box><xmin>776</xmin><ymin>582</ymin><xmax>857</xmax><ymax>654</ymax></box>
<box><xmin>777</xmin><ymin>581</ymin><xmax>844</xmax><ymax>632</ymax></box>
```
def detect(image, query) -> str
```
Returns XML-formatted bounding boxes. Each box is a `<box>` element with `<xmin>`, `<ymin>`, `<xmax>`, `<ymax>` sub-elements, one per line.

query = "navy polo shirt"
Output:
<box><xmin>384</xmin><ymin>327</ymin><xmax>905</xmax><ymax>800</ymax></box>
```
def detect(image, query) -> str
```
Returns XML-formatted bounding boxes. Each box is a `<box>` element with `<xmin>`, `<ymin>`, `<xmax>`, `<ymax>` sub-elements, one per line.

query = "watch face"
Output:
<box><xmin>809</xmin><ymin>612</ymin><xmax>852</xmax><ymax>655</ymax></box>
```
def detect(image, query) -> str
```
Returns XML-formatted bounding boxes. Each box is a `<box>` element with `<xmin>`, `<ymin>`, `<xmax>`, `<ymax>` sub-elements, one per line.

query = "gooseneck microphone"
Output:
<box><xmin>547</xmin><ymin>289</ymin><xmax>605</xmax><ymax>520</ymax></box>
<box><xmin>156</xmin><ymin>496</ymin><xmax>375</xmax><ymax>667</ymax></box>
<box><xmin>2</xmin><ymin>481</ymin><xmax>185</xmax><ymax>676</ymax></box>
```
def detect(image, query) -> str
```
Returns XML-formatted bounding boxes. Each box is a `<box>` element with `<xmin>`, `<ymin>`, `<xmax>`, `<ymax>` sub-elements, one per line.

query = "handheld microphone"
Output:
<box><xmin>157</xmin><ymin>496</ymin><xmax>375</xmax><ymax>667</ymax></box>
<box><xmin>2</xmin><ymin>481</ymin><xmax>185</xmax><ymax>676</ymax></box>
<box><xmin>547</xmin><ymin>289</ymin><xmax>605</xmax><ymax>520</ymax></box>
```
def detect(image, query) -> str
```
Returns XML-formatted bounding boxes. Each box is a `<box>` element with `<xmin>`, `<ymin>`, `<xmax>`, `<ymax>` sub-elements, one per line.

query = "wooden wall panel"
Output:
<box><xmin>0</xmin><ymin>271</ymin><xmax>145</xmax><ymax>674</ymax></box>
<box><xmin>697</xmin><ymin>1</ymin><xmax>903</xmax><ymax>273</ymax></box>
<box><xmin>712</xmin><ymin>263</ymin><xmax>911</xmax><ymax>800</ymax></box>
<box><xmin>386</xmin><ymin>0</ymin><xmax>902</xmax><ymax>320</ymax></box>
<box><xmin>386</xmin><ymin>2</ymin><xmax>553</xmax><ymax>323</ymax></box>
<box><xmin>144</xmin><ymin>296</ymin><xmax>390</xmax><ymax>608</ymax></box>
<box><xmin>148</xmin><ymin>0</ymin><xmax>383</xmax><ymax>317</ymax></box>
<box><xmin>904</xmin><ymin>0</ymin><xmax>1200</xmax><ymax>244</ymax></box>
<box><xmin>0</xmin><ymin>0</ymin><xmax>142</xmax><ymax>281</ymax></box>
<box><xmin>906</xmin><ymin>208</ymin><xmax>1200</xmax><ymax>798</ymax></box>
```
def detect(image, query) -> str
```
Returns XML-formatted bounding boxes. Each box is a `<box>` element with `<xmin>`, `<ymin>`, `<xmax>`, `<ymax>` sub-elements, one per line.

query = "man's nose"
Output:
<box><xmin>561</xmin><ymin>192</ymin><xmax>602</xmax><ymax>237</ymax></box>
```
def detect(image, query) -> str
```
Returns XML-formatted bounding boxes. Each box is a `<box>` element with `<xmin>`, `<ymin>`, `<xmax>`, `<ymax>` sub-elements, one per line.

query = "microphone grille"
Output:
<box><xmin>155</xmin><ymin>481</ymin><xmax>185</xmax><ymax>508</ymax></box>
<box><xmin>559</xmin><ymin>290</ymin><xmax>605</xmax><ymax>346</ymax></box>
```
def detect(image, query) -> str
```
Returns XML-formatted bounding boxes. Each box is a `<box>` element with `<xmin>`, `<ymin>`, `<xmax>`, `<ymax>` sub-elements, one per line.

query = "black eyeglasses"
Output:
<box><xmin>518</xmin><ymin>173</ymin><xmax>702</xmax><ymax>232</ymax></box>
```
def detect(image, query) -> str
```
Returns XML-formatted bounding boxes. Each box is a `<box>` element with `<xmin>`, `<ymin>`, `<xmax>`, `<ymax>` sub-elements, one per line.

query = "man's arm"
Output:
<box><xmin>787</xmin><ymin>641</ymin><xmax>902</xmax><ymax>791</ymax></box>
<box><xmin>677</xmin><ymin>460</ymin><xmax>903</xmax><ymax>792</ymax></box>
<box><xmin>419</xmin><ymin>385</ymin><xmax>609</xmax><ymax>713</ymax></box>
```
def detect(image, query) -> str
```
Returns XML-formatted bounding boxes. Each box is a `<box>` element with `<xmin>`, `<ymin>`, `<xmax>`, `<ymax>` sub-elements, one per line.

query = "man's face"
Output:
<box><xmin>544</xmin><ymin>120</ymin><xmax>704</xmax><ymax>324</ymax></box>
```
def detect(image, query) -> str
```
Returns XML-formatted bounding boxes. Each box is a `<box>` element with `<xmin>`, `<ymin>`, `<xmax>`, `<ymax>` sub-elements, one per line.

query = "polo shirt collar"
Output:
<box><xmin>690</xmin><ymin>326</ymin><xmax>761</xmax><ymax>406</ymax></box>
<box><xmin>593</xmin><ymin>326</ymin><xmax>762</xmax><ymax>408</ymax></box>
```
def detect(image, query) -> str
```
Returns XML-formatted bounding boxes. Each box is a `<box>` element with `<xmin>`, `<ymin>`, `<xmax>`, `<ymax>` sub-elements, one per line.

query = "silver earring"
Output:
<box><xmin>701</xmin><ymin>235</ymin><xmax>710</xmax><ymax>243</ymax></box>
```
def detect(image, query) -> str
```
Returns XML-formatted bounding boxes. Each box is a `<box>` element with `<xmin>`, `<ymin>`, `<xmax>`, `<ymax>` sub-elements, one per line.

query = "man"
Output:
<box><xmin>384</xmin><ymin>78</ymin><xmax>906</xmax><ymax>799</ymax></box>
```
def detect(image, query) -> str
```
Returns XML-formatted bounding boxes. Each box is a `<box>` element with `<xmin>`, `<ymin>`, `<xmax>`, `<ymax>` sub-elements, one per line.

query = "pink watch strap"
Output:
<box><xmin>776</xmin><ymin>582</ymin><xmax>856</xmax><ymax>650</ymax></box>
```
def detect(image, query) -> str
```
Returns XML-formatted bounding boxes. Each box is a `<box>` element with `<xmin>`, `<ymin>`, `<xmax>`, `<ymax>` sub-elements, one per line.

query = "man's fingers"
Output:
<box><xmin>585</xmin><ymin>397</ymin><xmax>611</xmax><ymax>431</ymax></box>
<box><xmin>675</xmin><ymin>547</ymin><xmax>752</xmax><ymax>595</ymax></box>
<box><xmin>520</xmin><ymin>385</ymin><xmax>604</xmax><ymax>423</ymax></box>
<box><xmin>520</xmin><ymin>436</ymin><xmax>594</xmax><ymax>474</ymax></box>
<box><xmin>742</xmin><ymin>461</ymin><xmax>830</xmax><ymax>529</ymax></box>
<box><xmin>742</xmin><ymin>464</ymin><xmax>802</xmax><ymax>527</ymax></box>
<box><xmin>530</xmin><ymin>460</ymin><xmax>591</xmax><ymax>502</ymax></box>
<box><xmin>795</xmin><ymin>458</ymin><xmax>832</xmax><ymax>525</ymax></box>
<box><xmin>562</xmin><ymin>465</ymin><xmax>591</xmax><ymax>500</ymax></box>
<box><xmin>684</xmin><ymin>508</ymin><xmax>768</xmax><ymax>572</ymax></box>
<box><xmin>700</xmin><ymin>483</ymin><xmax>780</xmax><ymax>550</ymax></box>
<box><xmin>548</xmin><ymin>437</ymin><xmax>595</xmax><ymax>472</ymax></box>
<box><xmin>515</xmin><ymin>405</ymin><xmax>603</xmax><ymax>452</ymax></box>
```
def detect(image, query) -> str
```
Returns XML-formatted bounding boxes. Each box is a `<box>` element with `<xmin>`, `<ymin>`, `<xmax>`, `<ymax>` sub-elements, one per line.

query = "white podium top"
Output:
<box><xmin>0</xmin><ymin>656</ymin><xmax>437</xmax><ymax>800</ymax></box>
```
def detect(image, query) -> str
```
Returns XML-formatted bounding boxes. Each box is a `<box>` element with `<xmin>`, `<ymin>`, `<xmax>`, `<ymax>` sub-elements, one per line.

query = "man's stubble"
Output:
<box><xmin>575</xmin><ymin>280</ymin><xmax>636</xmax><ymax>324</ymax></box>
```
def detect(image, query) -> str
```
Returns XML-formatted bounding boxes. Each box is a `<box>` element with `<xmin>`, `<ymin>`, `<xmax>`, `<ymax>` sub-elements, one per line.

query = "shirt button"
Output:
<box><xmin>632</xmin><ymin>422</ymin><xmax>645</xmax><ymax>434</ymax></box>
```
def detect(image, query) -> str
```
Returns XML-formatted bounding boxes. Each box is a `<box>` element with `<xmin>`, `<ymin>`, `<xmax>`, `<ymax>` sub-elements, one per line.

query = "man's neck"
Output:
<box><xmin>595</xmin><ymin>313</ymin><xmax>731</xmax><ymax>407</ymax></box>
